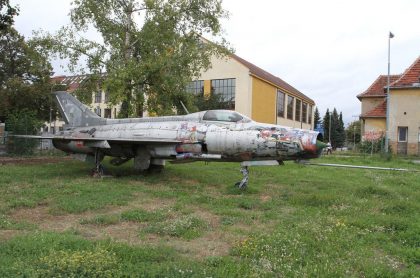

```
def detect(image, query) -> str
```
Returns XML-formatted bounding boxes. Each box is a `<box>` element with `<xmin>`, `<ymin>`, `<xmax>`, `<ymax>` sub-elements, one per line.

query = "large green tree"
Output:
<box><xmin>35</xmin><ymin>0</ymin><xmax>230</xmax><ymax>117</ymax></box>
<box><xmin>313</xmin><ymin>107</ymin><xmax>321</xmax><ymax>128</ymax></box>
<box><xmin>323</xmin><ymin>109</ymin><xmax>330</xmax><ymax>143</ymax></box>
<box><xmin>346</xmin><ymin>120</ymin><xmax>361</xmax><ymax>145</ymax></box>
<box><xmin>323</xmin><ymin>108</ymin><xmax>346</xmax><ymax>148</ymax></box>
<box><xmin>0</xmin><ymin>0</ymin><xmax>18</xmax><ymax>30</ymax></box>
<box><xmin>0</xmin><ymin>26</ymin><xmax>52</xmax><ymax>122</ymax></box>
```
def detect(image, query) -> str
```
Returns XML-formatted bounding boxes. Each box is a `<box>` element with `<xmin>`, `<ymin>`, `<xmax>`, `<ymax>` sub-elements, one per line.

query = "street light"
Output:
<box><xmin>385</xmin><ymin>31</ymin><xmax>394</xmax><ymax>153</ymax></box>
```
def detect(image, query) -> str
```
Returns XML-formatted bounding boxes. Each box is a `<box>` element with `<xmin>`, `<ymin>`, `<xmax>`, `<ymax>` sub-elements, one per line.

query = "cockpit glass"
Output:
<box><xmin>203</xmin><ymin>110</ymin><xmax>244</xmax><ymax>122</ymax></box>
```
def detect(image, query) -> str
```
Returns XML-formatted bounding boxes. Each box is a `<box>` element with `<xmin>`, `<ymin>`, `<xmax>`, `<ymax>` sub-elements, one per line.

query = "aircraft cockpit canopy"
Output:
<box><xmin>202</xmin><ymin>110</ymin><xmax>251</xmax><ymax>123</ymax></box>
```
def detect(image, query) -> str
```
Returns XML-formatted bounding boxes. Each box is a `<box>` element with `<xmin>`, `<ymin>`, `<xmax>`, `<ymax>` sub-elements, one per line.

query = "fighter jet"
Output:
<box><xmin>15</xmin><ymin>91</ymin><xmax>326</xmax><ymax>188</ymax></box>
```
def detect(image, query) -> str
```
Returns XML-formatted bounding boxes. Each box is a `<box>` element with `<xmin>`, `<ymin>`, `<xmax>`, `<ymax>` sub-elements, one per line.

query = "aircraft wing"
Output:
<box><xmin>9</xmin><ymin>135</ymin><xmax>182</xmax><ymax>144</ymax></box>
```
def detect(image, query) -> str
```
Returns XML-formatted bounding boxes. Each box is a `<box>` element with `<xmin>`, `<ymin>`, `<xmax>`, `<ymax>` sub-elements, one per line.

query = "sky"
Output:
<box><xmin>11</xmin><ymin>0</ymin><xmax>420</xmax><ymax>124</ymax></box>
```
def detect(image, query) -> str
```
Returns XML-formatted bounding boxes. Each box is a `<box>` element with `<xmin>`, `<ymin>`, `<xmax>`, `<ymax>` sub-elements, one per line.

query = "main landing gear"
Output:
<box><xmin>91</xmin><ymin>149</ymin><xmax>105</xmax><ymax>177</ymax></box>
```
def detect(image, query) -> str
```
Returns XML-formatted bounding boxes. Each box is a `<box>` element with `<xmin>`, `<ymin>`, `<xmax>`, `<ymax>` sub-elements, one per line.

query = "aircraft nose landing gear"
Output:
<box><xmin>235</xmin><ymin>166</ymin><xmax>249</xmax><ymax>189</ymax></box>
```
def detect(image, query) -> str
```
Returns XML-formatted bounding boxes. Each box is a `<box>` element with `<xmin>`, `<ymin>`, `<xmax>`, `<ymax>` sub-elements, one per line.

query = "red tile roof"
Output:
<box><xmin>51</xmin><ymin>75</ymin><xmax>89</xmax><ymax>92</ymax></box>
<box><xmin>361</xmin><ymin>99</ymin><xmax>387</xmax><ymax>118</ymax></box>
<box><xmin>357</xmin><ymin>74</ymin><xmax>401</xmax><ymax>99</ymax></box>
<box><xmin>231</xmin><ymin>54</ymin><xmax>315</xmax><ymax>105</ymax></box>
<box><xmin>391</xmin><ymin>56</ymin><xmax>420</xmax><ymax>87</ymax></box>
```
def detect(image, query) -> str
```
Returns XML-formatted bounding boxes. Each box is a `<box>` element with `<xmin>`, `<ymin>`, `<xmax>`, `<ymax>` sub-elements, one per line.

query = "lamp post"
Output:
<box><xmin>385</xmin><ymin>32</ymin><xmax>394</xmax><ymax>153</ymax></box>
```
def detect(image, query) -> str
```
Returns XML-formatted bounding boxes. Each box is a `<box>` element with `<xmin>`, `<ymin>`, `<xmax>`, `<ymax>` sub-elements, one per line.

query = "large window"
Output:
<box><xmin>308</xmin><ymin>105</ymin><xmax>312</xmax><ymax>124</ymax></box>
<box><xmin>276</xmin><ymin>90</ymin><xmax>285</xmax><ymax>118</ymax></box>
<box><xmin>287</xmin><ymin>96</ymin><xmax>294</xmax><ymax>120</ymax></box>
<box><xmin>95</xmin><ymin>91</ymin><xmax>102</xmax><ymax>103</ymax></box>
<box><xmin>302</xmin><ymin>102</ymin><xmax>308</xmax><ymax>123</ymax></box>
<box><xmin>295</xmin><ymin>99</ymin><xmax>301</xmax><ymax>122</ymax></box>
<box><xmin>104</xmin><ymin>92</ymin><xmax>110</xmax><ymax>103</ymax></box>
<box><xmin>398</xmin><ymin>127</ymin><xmax>408</xmax><ymax>142</ymax></box>
<box><xmin>211</xmin><ymin>78</ymin><xmax>235</xmax><ymax>109</ymax></box>
<box><xmin>186</xmin><ymin>80</ymin><xmax>204</xmax><ymax>95</ymax></box>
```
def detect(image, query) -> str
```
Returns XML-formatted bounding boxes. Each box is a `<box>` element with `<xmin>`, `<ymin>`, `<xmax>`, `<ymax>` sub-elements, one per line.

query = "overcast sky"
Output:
<box><xmin>12</xmin><ymin>0</ymin><xmax>420</xmax><ymax>124</ymax></box>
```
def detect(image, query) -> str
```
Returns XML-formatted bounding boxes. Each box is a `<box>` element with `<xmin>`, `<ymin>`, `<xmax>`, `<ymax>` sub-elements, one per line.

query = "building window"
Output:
<box><xmin>302</xmin><ymin>102</ymin><xmax>308</xmax><ymax>123</ymax></box>
<box><xmin>287</xmin><ymin>96</ymin><xmax>294</xmax><ymax>120</ymax></box>
<box><xmin>295</xmin><ymin>99</ymin><xmax>301</xmax><ymax>122</ymax></box>
<box><xmin>308</xmin><ymin>105</ymin><xmax>312</xmax><ymax>124</ymax></box>
<box><xmin>211</xmin><ymin>78</ymin><xmax>235</xmax><ymax>109</ymax></box>
<box><xmin>398</xmin><ymin>127</ymin><xmax>408</xmax><ymax>142</ymax></box>
<box><xmin>95</xmin><ymin>91</ymin><xmax>102</xmax><ymax>103</ymax></box>
<box><xmin>104</xmin><ymin>92</ymin><xmax>110</xmax><ymax>103</ymax></box>
<box><xmin>276</xmin><ymin>90</ymin><xmax>285</xmax><ymax>118</ymax></box>
<box><xmin>104</xmin><ymin>108</ymin><xmax>112</xmax><ymax>118</ymax></box>
<box><xmin>95</xmin><ymin>106</ymin><xmax>101</xmax><ymax>117</ymax></box>
<box><xmin>186</xmin><ymin>80</ymin><xmax>204</xmax><ymax>95</ymax></box>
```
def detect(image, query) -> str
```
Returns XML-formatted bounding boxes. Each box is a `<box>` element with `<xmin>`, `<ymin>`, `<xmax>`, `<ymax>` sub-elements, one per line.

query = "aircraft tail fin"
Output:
<box><xmin>53</xmin><ymin>91</ymin><xmax>106</xmax><ymax>127</ymax></box>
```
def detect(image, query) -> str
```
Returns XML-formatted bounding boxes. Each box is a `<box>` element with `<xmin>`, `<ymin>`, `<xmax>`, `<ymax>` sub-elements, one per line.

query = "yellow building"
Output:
<box><xmin>48</xmin><ymin>53</ymin><xmax>316</xmax><ymax>132</ymax></box>
<box><xmin>189</xmin><ymin>54</ymin><xmax>315</xmax><ymax>129</ymax></box>
<box><xmin>358</xmin><ymin>56</ymin><xmax>420</xmax><ymax>155</ymax></box>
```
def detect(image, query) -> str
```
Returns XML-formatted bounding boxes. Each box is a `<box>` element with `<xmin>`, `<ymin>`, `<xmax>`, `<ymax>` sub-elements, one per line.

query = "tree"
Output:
<box><xmin>314</xmin><ymin>107</ymin><xmax>321</xmax><ymax>129</ymax></box>
<box><xmin>336</xmin><ymin>111</ymin><xmax>345</xmax><ymax>148</ymax></box>
<box><xmin>346</xmin><ymin>120</ymin><xmax>361</xmax><ymax>145</ymax></box>
<box><xmin>35</xmin><ymin>0</ymin><xmax>230</xmax><ymax>117</ymax></box>
<box><xmin>323</xmin><ymin>109</ymin><xmax>330</xmax><ymax>143</ymax></box>
<box><xmin>322</xmin><ymin>108</ymin><xmax>345</xmax><ymax>148</ymax></box>
<box><xmin>0</xmin><ymin>26</ymin><xmax>53</xmax><ymax>122</ymax></box>
<box><xmin>0</xmin><ymin>0</ymin><xmax>18</xmax><ymax>30</ymax></box>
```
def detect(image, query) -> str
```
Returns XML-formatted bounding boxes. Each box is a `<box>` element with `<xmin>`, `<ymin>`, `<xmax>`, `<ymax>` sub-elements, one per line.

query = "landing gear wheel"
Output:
<box><xmin>235</xmin><ymin>166</ymin><xmax>249</xmax><ymax>189</ymax></box>
<box><xmin>91</xmin><ymin>164</ymin><xmax>104</xmax><ymax>177</ymax></box>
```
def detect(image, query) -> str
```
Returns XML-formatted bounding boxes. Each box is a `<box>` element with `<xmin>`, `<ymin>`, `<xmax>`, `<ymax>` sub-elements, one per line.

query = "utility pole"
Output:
<box><xmin>385</xmin><ymin>32</ymin><xmax>394</xmax><ymax>153</ymax></box>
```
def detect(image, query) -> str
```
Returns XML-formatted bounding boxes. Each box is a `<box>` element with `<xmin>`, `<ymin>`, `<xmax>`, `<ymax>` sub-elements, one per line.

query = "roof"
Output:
<box><xmin>51</xmin><ymin>75</ymin><xmax>90</xmax><ymax>92</ymax></box>
<box><xmin>361</xmin><ymin>99</ymin><xmax>387</xmax><ymax>118</ymax></box>
<box><xmin>391</xmin><ymin>56</ymin><xmax>420</xmax><ymax>88</ymax></box>
<box><xmin>230</xmin><ymin>54</ymin><xmax>315</xmax><ymax>105</ymax></box>
<box><xmin>357</xmin><ymin>74</ymin><xmax>401</xmax><ymax>99</ymax></box>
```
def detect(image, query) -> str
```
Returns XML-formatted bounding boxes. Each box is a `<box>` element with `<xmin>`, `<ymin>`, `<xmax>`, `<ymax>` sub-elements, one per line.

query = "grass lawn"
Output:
<box><xmin>0</xmin><ymin>154</ymin><xmax>419</xmax><ymax>277</ymax></box>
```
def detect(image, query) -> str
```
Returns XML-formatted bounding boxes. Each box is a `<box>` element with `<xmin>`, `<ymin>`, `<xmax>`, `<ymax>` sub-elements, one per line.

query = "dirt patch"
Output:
<box><xmin>0</xmin><ymin>156</ymin><xmax>71</xmax><ymax>165</ymax></box>
<box><xmin>0</xmin><ymin>230</ymin><xmax>25</xmax><ymax>241</ymax></box>
<box><xmin>167</xmin><ymin>231</ymin><xmax>231</xmax><ymax>258</ymax></box>
<box><xmin>260</xmin><ymin>195</ymin><xmax>272</xmax><ymax>202</ymax></box>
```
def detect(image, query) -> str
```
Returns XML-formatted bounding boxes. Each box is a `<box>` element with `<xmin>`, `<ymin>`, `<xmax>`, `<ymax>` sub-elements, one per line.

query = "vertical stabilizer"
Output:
<box><xmin>53</xmin><ymin>91</ymin><xmax>106</xmax><ymax>127</ymax></box>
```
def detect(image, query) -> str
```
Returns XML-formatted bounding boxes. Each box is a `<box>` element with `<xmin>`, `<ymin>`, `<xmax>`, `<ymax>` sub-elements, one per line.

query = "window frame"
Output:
<box><xmin>287</xmin><ymin>95</ymin><xmax>294</xmax><ymax>120</ymax></box>
<box><xmin>398</xmin><ymin>126</ymin><xmax>408</xmax><ymax>142</ymax></box>
<box><xmin>302</xmin><ymin>102</ymin><xmax>308</xmax><ymax>123</ymax></box>
<box><xmin>295</xmin><ymin>99</ymin><xmax>302</xmax><ymax>122</ymax></box>
<box><xmin>95</xmin><ymin>91</ymin><xmax>102</xmax><ymax>103</ymax></box>
<box><xmin>211</xmin><ymin>78</ymin><xmax>236</xmax><ymax>109</ymax></box>
<box><xmin>276</xmin><ymin>90</ymin><xmax>285</xmax><ymax>118</ymax></box>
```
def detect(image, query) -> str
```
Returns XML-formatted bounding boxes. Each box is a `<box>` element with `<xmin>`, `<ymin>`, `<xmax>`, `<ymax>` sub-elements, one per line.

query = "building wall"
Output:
<box><xmin>364</xmin><ymin>118</ymin><xmax>386</xmax><ymax>133</ymax></box>
<box><xmin>251</xmin><ymin>77</ymin><xmax>276</xmax><ymax>124</ymax></box>
<box><xmin>250</xmin><ymin>76</ymin><xmax>313</xmax><ymax>129</ymax></box>
<box><xmin>199</xmin><ymin>55</ymin><xmax>252</xmax><ymax>116</ymax></box>
<box><xmin>389</xmin><ymin>88</ymin><xmax>420</xmax><ymax>155</ymax></box>
<box><xmin>361</xmin><ymin>97</ymin><xmax>384</xmax><ymax>114</ymax></box>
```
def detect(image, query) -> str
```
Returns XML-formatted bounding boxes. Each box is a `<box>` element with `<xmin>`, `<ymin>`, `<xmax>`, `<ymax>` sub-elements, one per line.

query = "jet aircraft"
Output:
<box><xmin>15</xmin><ymin>91</ymin><xmax>327</xmax><ymax>188</ymax></box>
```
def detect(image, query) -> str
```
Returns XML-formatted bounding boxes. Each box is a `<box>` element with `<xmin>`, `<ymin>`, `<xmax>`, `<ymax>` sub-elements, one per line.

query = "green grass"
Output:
<box><xmin>0</xmin><ymin>155</ymin><xmax>419</xmax><ymax>276</ymax></box>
